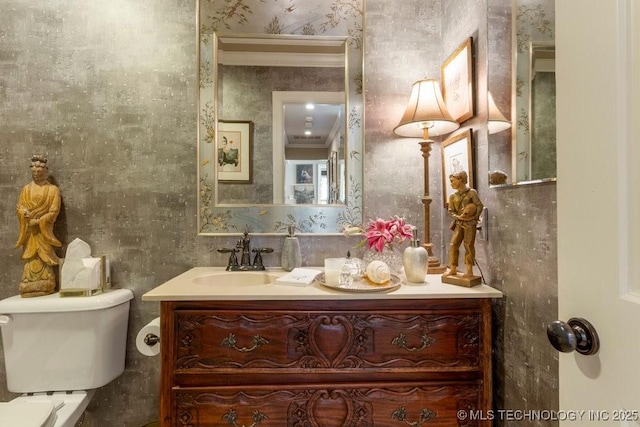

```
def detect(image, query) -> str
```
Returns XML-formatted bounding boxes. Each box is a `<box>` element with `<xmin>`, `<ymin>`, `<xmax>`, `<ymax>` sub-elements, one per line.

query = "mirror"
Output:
<box><xmin>516</xmin><ymin>41</ymin><xmax>555</xmax><ymax>182</ymax></box>
<box><xmin>197</xmin><ymin>2</ymin><xmax>364</xmax><ymax>234</ymax></box>
<box><xmin>488</xmin><ymin>0</ymin><xmax>556</xmax><ymax>186</ymax></box>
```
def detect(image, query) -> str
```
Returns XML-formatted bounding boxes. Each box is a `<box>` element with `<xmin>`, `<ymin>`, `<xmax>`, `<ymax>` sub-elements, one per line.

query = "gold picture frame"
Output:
<box><xmin>441</xmin><ymin>129</ymin><xmax>473</xmax><ymax>208</ymax></box>
<box><xmin>441</xmin><ymin>37</ymin><xmax>474</xmax><ymax>123</ymax></box>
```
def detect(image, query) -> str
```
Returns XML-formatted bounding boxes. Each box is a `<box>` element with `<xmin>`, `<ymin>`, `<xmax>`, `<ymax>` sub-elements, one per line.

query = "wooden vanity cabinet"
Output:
<box><xmin>159</xmin><ymin>298</ymin><xmax>493</xmax><ymax>427</ymax></box>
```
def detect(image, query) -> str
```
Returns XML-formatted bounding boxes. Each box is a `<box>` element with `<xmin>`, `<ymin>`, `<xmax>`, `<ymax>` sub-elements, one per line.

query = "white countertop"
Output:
<box><xmin>142</xmin><ymin>267</ymin><xmax>503</xmax><ymax>302</ymax></box>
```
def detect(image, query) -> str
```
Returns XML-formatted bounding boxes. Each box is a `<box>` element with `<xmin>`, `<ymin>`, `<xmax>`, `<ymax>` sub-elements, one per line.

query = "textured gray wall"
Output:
<box><xmin>485</xmin><ymin>1</ymin><xmax>559</xmax><ymax>424</ymax></box>
<box><xmin>0</xmin><ymin>0</ymin><xmax>557</xmax><ymax>425</ymax></box>
<box><xmin>488</xmin><ymin>0</ymin><xmax>513</xmax><ymax>177</ymax></box>
<box><xmin>531</xmin><ymin>72</ymin><xmax>556</xmax><ymax>180</ymax></box>
<box><xmin>0</xmin><ymin>0</ymin><xmax>198</xmax><ymax>425</ymax></box>
<box><xmin>366</xmin><ymin>2</ymin><xmax>557</xmax><ymax>424</ymax></box>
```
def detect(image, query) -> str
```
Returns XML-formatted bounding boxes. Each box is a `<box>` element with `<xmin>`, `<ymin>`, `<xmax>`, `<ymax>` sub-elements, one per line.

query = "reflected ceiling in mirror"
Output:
<box><xmin>197</xmin><ymin>2</ymin><xmax>363</xmax><ymax>235</ymax></box>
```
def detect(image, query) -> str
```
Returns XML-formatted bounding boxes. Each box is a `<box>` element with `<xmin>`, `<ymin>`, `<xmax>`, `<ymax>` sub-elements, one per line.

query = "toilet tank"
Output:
<box><xmin>0</xmin><ymin>289</ymin><xmax>133</xmax><ymax>393</ymax></box>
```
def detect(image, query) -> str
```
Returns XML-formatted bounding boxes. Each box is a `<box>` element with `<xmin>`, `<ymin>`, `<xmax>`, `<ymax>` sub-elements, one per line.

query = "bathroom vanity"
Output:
<box><xmin>143</xmin><ymin>268</ymin><xmax>502</xmax><ymax>427</ymax></box>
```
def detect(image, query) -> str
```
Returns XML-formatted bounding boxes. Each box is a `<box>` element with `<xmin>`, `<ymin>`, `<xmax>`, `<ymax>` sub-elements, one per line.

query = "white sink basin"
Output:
<box><xmin>192</xmin><ymin>271</ymin><xmax>279</xmax><ymax>286</ymax></box>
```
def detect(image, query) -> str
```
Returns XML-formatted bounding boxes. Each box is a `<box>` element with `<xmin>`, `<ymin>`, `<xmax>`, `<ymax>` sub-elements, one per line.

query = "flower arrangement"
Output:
<box><xmin>344</xmin><ymin>216</ymin><xmax>414</xmax><ymax>253</ymax></box>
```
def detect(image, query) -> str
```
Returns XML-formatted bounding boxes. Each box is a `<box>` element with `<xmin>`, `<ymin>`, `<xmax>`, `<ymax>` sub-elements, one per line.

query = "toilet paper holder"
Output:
<box><xmin>144</xmin><ymin>333</ymin><xmax>159</xmax><ymax>347</ymax></box>
<box><xmin>136</xmin><ymin>317</ymin><xmax>161</xmax><ymax>356</ymax></box>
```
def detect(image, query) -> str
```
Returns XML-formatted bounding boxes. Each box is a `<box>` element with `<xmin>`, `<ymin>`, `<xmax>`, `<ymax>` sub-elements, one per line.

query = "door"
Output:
<box><xmin>556</xmin><ymin>0</ymin><xmax>640</xmax><ymax>424</ymax></box>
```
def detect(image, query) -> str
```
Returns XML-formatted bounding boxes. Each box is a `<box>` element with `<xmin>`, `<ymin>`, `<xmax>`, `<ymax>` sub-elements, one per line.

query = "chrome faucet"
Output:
<box><xmin>217</xmin><ymin>232</ymin><xmax>273</xmax><ymax>271</ymax></box>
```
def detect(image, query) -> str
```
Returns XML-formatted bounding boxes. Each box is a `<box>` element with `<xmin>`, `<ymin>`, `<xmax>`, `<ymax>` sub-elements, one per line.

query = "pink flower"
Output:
<box><xmin>362</xmin><ymin>216</ymin><xmax>414</xmax><ymax>253</ymax></box>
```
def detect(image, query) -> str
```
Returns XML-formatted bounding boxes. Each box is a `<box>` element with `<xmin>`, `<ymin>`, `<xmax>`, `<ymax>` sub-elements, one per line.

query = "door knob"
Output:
<box><xmin>546</xmin><ymin>317</ymin><xmax>600</xmax><ymax>355</ymax></box>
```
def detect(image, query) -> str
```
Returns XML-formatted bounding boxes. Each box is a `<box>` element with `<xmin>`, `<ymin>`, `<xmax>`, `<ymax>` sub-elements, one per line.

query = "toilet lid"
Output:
<box><xmin>0</xmin><ymin>401</ymin><xmax>57</xmax><ymax>427</ymax></box>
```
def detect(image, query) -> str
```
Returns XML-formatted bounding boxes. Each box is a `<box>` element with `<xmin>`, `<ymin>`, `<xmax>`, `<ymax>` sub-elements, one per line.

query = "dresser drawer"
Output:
<box><xmin>173</xmin><ymin>310</ymin><xmax>482</xmax><ymax>374</ymax></box>
<box><xmin>172</xmin><ymin>382</ymin><xmax>482</xmax><ymax>427</ymax></box>
<box><xmin>159</xmin><ymin>298</ymin><xmax>494</xmax><ymax>427</ymax></box>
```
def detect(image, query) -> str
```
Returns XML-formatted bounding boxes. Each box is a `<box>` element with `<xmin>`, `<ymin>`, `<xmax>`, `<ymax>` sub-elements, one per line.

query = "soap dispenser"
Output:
<box><xmin>403</xmin><ymin>228</ymin><xmax>428</xmax><ymax>283</ymax></box>
<box><xmin>281</xmin><ymin>225</ymin><xmax>301</xmax><ymax>272</ymax></box>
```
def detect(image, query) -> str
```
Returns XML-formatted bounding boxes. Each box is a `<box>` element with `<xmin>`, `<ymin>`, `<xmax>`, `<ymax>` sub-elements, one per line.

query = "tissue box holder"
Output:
<box><xmin>59</xmin><ymin>255</ymin><xmax>111</xmax><ymax>297</ymax></box>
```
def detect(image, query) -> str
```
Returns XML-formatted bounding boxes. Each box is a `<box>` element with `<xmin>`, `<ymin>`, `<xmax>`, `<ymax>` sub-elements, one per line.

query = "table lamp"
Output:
<box><xmin>393</xmin><ymin>78</ymin><xmax>460</xmax><ymax>273</ymax></box>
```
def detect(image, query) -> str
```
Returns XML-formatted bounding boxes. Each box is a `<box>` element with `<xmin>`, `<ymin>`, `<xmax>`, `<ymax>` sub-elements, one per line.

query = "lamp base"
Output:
<box><xmin>427</xmin><ymin>258</ymin><xmax>448</xmax><ymax>274</ymax></box>
<box><xmin>422</xmin><ymin>243</ymin><xmax>448</xmax><ymax>274</ymax></box>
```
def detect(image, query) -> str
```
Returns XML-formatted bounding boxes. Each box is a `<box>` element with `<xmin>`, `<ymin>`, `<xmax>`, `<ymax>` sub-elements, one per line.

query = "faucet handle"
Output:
<box><xmin>217</xmin><ymin>248</ymin><xmax>239</xmax><ymax>270</ymax></box>
<box><xmin>251</xmin><ymin>248</ymin><xmax>273</xmax><ymax>269</ymax></box>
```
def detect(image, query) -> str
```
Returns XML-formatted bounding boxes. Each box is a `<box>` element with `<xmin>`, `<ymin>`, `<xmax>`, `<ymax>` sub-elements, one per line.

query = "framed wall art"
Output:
<box><xmin>293</xmin><ymin>184</ymin><xmax>315</xmax><ymax>204</ymax></box>
<box><xmin>296</xmin><ymin>164</ymin><xmax>314</xmax><ymax>184</ymax></box>
<box><xmin>441</xmin><ymin>37</ymin><xmax>474</xmax><ymax>123</ymax></box>
<box><xmin>217</xmin><ymin>120</ymin><xmax>253</xmax><ymax>183</ymax></box>
<box><xmin>441</xmin><ymin>129</ymin><xmax>473</xmax><ymax>208</ymax></box>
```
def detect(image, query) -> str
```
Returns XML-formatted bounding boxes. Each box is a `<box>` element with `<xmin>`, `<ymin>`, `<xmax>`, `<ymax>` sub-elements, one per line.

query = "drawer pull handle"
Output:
<box><xmin>391</xmin><ymin>406</ymin><xmax>436</xmax><ymax>425</ymax></box>
<box><xmin>391</xmin><ymin>332</ymin><xmax>435</xmax><ymax>352</ymax></box>
<box><xmin>222</xmin><ymin>408</ymin><xmax>269</xmax><ymax>426</ymax></box>
<box><xmin>221</xmin><ymin>333</ymin><xmax>269</xmax><ymax>352</ymax></box>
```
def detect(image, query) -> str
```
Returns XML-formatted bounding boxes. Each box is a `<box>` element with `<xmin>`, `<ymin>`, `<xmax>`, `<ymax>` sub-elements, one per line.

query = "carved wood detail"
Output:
<box><xmin>175</xmin><ymin>312</ymin><xmax>480</xmax><ymax>370</ymax></box>
<box><xmin>161</xmin><ymin>298</ymin><xmax>493</xmax><ymax>427</ymax></box>
<box><xmin>174</xmin><ymin>384</ymin><xmax>480</xmax><ymax>427</ymax></box>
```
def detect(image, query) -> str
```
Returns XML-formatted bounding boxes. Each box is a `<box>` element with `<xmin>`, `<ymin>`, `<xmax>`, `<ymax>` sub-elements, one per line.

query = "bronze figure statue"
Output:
<box><xmin>442</xmin><ymin>170</ymin><xmax>483</xmax><ymax>287</ymax></box>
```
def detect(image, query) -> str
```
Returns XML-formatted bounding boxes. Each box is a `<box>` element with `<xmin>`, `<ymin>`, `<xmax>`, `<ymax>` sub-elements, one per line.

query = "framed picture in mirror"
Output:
<box><xmin>441</xmin><ymin>129</ymin><xmax>473</xmax><ymax>208</ymax></box>
<box><xmin>217</xmin><ymin>120</ymin><xmax>253</xmax><ymax>183</ymax></box>
<box><xmin>296</xmin><ymin>164</ymin><xmax>314</xmax><ymax>184</ymax></box>
<box><xmin>441</xmin><ymin>37</ymin><xmax>474</xmax><ymax>123</ymax></box>
<box><xmin>294</xmin><ymin>184</ymin><xmax>314</xmax><ymax>204</ymax></box>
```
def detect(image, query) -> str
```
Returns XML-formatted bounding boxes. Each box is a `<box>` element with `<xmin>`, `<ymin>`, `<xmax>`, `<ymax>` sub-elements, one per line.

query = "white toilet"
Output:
<box><xmin>0</xmin><ymin>289</ymin><xmax>133</xmax><ymax>427</ymax></box>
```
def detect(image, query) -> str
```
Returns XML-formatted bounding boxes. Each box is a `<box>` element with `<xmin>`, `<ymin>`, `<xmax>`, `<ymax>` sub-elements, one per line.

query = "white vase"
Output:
<box><xmin>403</xmin><ymin>228</ymin><xmax>428</xmax><ymax>283</ymax></box>
<box><xmin>403</xmin><ymin>245</ymin><xmax>428</xmax><ymax>283</ymax></box>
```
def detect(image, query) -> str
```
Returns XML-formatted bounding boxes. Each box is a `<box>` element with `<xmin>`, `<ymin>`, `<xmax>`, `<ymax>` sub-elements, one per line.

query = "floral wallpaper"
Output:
<box><xmin>197</xmin><ymin>0</ymin><xmax>364</xmax><ymax>234</ymax></box>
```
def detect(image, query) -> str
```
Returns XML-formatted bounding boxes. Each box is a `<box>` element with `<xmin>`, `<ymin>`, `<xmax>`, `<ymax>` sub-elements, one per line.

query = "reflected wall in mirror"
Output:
<box><xmin>272</xmin><ymin>91</ymin><xmax>346</xmax><ymax>206</ymax></box>
<box><xmin>197</xmin><ymin>1</ymin><xmax>364</xmax><ymax>235</ymax></box>
<box><xmin>518</xmin><ymin>41</ymin><xmax>555</xmax><ymax>181</ymax></box>
<box><xmin>488</xmin><ymin>0</ymin><xmax>555</xmax><ymax>186</ymax></box>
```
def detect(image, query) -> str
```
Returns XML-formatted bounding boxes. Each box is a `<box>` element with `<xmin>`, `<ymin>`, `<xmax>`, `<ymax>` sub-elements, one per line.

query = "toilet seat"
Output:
<box><xmin>1</xmin><ymin>390</ymin><xmax>94</xmax><ymax>427</ymax></box>
<box><xmin>0</xmin><ymin>401</ymin><xmax>58</xmax><ymax>427</ymax></box>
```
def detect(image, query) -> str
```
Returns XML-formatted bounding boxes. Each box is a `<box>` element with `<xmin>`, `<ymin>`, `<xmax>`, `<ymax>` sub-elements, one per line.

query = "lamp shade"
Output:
<box><xmin>393</xmin><ymin>78</ymin><xmax>460</xmax><ymax>138</ymax></box>
<box><xmin>487</xmin><ymin>91</ymin><xmax>511</xmax><ymax>134</ymax></box>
